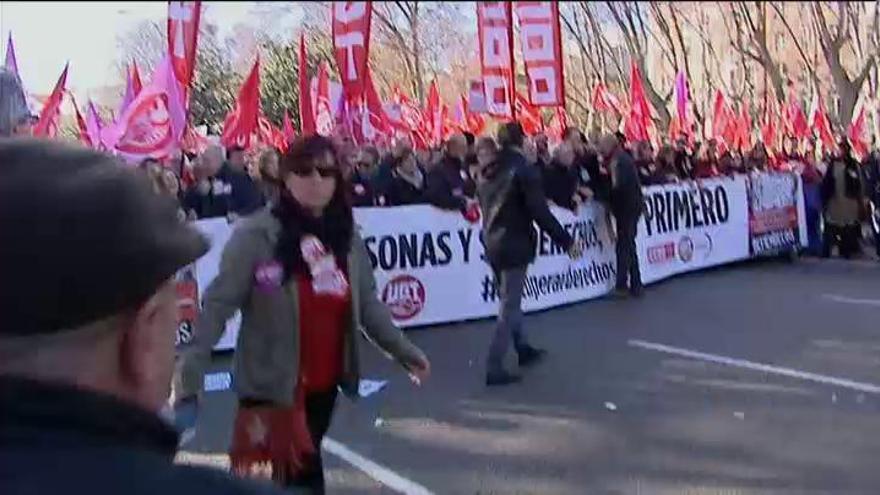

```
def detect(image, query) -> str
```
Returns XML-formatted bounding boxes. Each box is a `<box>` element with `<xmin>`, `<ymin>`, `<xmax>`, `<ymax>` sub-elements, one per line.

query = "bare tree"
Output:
<box><xmin>723</xmin><ymin>2</ymin><xmax>786</xmax><ymax>104</ymax></box>
<box><xmin>810</xmin><ymin>1</ymin><xmax>879</xmax><ymax>124</ymax></box>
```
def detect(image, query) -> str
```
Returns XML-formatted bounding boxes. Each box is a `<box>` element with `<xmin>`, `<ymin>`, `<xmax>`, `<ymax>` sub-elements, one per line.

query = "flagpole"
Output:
<box><xmin>507</xmin><ymin>2</ymin><xmax>517</xmax><ymax>122</ymax></box>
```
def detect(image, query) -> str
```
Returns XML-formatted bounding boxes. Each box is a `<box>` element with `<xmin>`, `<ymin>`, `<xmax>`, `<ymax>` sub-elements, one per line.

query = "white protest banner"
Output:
<box><xmin>354</xmin><ymin>202</ymin><xmax>617</xmax><ymax>326</ymax></box>
<box><xmin>180</xmin><ymin>174</ymin><xmax>805</xmax><ymax>351</ymax></box>
<box><xmin>638</xmin><ymin>176</ymin><xmax>750</xmax><ymax>284</ymax></box>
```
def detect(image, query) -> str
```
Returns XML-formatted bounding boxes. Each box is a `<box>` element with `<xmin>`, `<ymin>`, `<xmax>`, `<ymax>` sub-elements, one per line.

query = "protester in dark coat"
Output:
<box><xmin>821</xmin><ymin>142</ymin><xmax>866</xmax><ymax>258</ymax></box>
<box><xmin>562</xmin><ymin>126</ymin><xmax>610</xmax><ymax>204</ymax></box>
<box><xmin>863</xmin><ymin>148</ymin><xmax>880</xmax><ymax>258</ymax></box>
<box><xmin>0</xmin><ymin>139</ymin><xmax>289</xmax><ymax>495</ymax></box>
<box><xmin>542</xmin><ymin>141</ymin><xmax>580</xmax><ymax>211</ymax></box>
<box><xmin>425</xmin><ymin>133</ymin><xmax>474</xmax><ymax>211</ymax></box>
<box><xmin>183</xmin><ymin>145</ymin><xmax>265</xmax><ymax>220</ymax></box>
<box><xmin>385</xmin><ymin>149</ymin><xmax>427</xmax><ymax>206</ymax></box>
<box><xmin>477</xmin><ymin>123</ymin><xmax>581</xmax><ymax>387</ymax></box>
<box><xmin>350</xmin><ymin>146</ymin><xmax>379</xmax><ymax>207</ymax></box>
<box><xmin>599</xmin><ymin>134</ymin><xmax>645</xmax><ymax>297</ymax></box>
<box><xmin>373</xmin><ymin>137</ymin><xmax>412</xmax><ymax>201</ymax></box>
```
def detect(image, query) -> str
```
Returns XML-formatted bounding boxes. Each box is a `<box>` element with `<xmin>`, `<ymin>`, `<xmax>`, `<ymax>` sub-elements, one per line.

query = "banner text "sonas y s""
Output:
<box><xmin>643</xmin><ymin>185</ymin><xmax>730</xmax><ymax>237</ymax></box>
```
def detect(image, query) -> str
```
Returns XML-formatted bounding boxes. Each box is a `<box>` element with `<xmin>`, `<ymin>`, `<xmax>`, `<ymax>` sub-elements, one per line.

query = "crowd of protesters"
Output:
<box><xmin>142</xmin><ymin>124</ymin><xmax>879</xmax><ymax>262</ymax></box>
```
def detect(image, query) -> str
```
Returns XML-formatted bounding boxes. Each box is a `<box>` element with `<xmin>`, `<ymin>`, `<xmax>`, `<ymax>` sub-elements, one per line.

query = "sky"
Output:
<box><xmin>0</xmin><ymin>1</ymin><xmax>297</xmax><ymax>99</ymax></box>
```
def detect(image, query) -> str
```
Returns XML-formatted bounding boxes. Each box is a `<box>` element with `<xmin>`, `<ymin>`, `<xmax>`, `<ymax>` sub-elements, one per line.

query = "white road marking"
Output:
<box><xmin>628</xmin><ymin>339</ymin><xmax>880</xmax><ymax>394</ymax></box>
<box><xmin>821</xmin><ymin>294</ymin><xmax>880</xmax><ymax>307</ymax></box>
<box><xmin>323</xmin><ymin>437</ymin><xmax>435</xmax><ymax>495</ymax></box>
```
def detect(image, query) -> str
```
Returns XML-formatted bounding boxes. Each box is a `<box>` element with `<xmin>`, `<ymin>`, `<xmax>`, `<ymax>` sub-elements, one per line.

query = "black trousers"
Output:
<box><xmin>615</xmin><ymin>213</ymin><xmax>642</xmax><ymax>291</ymax></box>
<box><xmin>287</xmin><ymin>389</ymin><xmax>338</xmax><ymax>494</ymax></box>
<box><xmin>822</xmin><ymin>223</ymin><xmax>862</xmax><ymax>259</ymax></box>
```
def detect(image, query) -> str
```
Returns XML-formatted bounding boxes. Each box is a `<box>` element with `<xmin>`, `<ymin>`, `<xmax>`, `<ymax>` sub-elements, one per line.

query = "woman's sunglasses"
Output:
<box><xmin>290</xmin><ymin>165</ymin><xmax>337</xmax><ymax>178</ymax></box>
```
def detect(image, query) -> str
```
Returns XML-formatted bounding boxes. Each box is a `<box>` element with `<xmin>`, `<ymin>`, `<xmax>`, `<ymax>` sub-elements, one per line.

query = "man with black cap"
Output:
<box><xmin>0</xmin><ymin>139</ymin><xmax>282</xmax><ymax>495</ymax></box>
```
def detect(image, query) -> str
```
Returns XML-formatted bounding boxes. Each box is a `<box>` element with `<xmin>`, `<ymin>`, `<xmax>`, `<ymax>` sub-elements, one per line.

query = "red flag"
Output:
<box><xmin>33</xmin><ymin>64</ymin><xmax>68</xmax><ymax>138</ymax></box>
<box><xmin>425</xmin><ymin>80</ymin><xmax>443</xmax><ymax>146</ymax></box>
<box><xmin>515</xmin><ymin>92</ymin><xmax>543</xmax><ymax>136</ymax></box>
<box><xmin>808</xmin><ymin>92</ymin><xmax>835</xmax><ymax>151</ymax></box>
<box><xmin>85</xmin><ymin>100</ymin><xmax>104</xmax><ymax>150</ymax></box>
<box><xmin>849</xmin><ymin>101</ymin><xmax>868</xmax><ymax>157</ymax></box>
<box><xmin>477</xmin><ymin>2</ymin><xmax>515</xmax><ymax>118</ymax></box>
<box><xmin>331</xmin><ymin>2</ymin><xmax>372</xmax><ymax>101</ymax></box>
<box><xmin>735</xmin><ymin>105</ymin><xmax>752</xmax><ymax>151</ymax></box>
<box><xmin>761</xmin><ymin>96</ymin><xmax>778</xmax><ymax>151</ymax></box>
<box><xmin>69</xmin><ymin>93</ymin><xmax>91</xmax><ymax>147</ymax></box>
<box><xmin>221</xmin><ymin>58</ymin><xmax>261</xmax><ymax>148</ymax></box>
<box><xmin>789</xmin><ymin>104</ymin><xmax>809</xmax><ymax>140</ymax></box>
<box><xmin>515</xmin><ymin>2</ymin><xmax>565</xmax><ymax>107</ymax></box>
<box><xmin>591</xmin><ymin>82</ymin><xmax>622</xmax><ymax>115</ymax></box>
<box><xmin>181</xmin><ymin>123</ymin><xmax>208</xmax><ymax>155</ymax></box>
<box><xmin>298</xmin><ymin>34</ymin><xmax>315</xmax><ymax>136</ymax></box>
<box><xmin>624</xmin><ymin>62</ymin><xmax>651</xmax><ymax>143</ymax></box>
<box><xmin>711</xmin><ymin>90</ymin><xmax>732</xmax><ymax>145</ymax></box>
<box><xmin>101</xmin><ymin>56</ymin><xmax>187</xmax><ymax>162</ymax></box>
<box><xmin>283</xmin><ymin>111</ymin><xmax>296</xmax><ymax>143</ymax></box>
<box><xmin>357</xmin><ymin>68</ymin><xmax>392</xmax><ymax>145</ymax></box>
<box><xmin>131</xmin><ymin>60</ymin><xmax>143</xmax><ymax>95</ymax></box>
<box><xmin>256</xmin><ymin>114</ymin><xmax>286</xmax><ymax>151</ymax></box>
<box><xmin>315</xmin><ymin>61</ymin><xmax>335</xmax><ymax>137</ymax></box>
<box><xmin>548</xmin><ymin>106</ymin><xmax>569</xmax><ymax>142</ymax></box>
<box><xmin>167</xmin><ymin>1</ymin><xmax>202</xmax><ymax>87</ymax></box>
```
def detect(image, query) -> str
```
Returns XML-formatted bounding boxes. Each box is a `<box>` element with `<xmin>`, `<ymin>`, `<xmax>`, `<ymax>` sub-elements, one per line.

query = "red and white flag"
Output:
<box><xmin>808</xmin><ymin>91</ymin><xmax>835</xmax><ymax>151</ymax></box>
<box><xmin>101</xmin><ymin>56</ymin><xmax>187</xmax><ymax>162</ymax></box>
<box><xmin>167</xmin><ymin>1</ymin><xmax>202</xmax><ymax>87</ymax></box>
<box><xmin>33</xmin><ymin>64</ymin><xmax>68</xmax><ymax>138</ymax></box>
<box><xmin>515</xmin><ymin>2</ymin><xmax>564</xmax><ymax>107</ymax></box>
<box><xmin>477</xmin><ymin>2</ymin><xmax>515</xmax><ymax>118</ymax></box>
<box><xmin>221</xmin><ymin>58</ymin><xmax>261</xmax><ymax>148</ymax></box>
<box><xmin>515</xmin><ymin>92</ymin><xmax>543</xmax><ymax>135</ymax></box>
<box><xmin>849</xmin><ymin>97</ymin><xmax>868</xmax><ymax>157</ymax></box>
<box><xmin>591</xmin><ymin>81</ymin><xmax>622</xmax><ymax>115</ymax></box>
<box><xmin>315</xmin><ymin>61</ymin><xmax>335</xmax><ymax>137</ymax></box>
<box><xmin>355</xmin><ymin>68</ymin><xmax>392</xmax><ymax>146</ymax></box>
<box><xmin>119</xmin><ymin>62</ymin><xmax>144</xmax><ymax>116</ymax></box>
<box><xmin>332</xmin><ymin>1</ymin><xmax>372</xmax><ymax>101</ymax></box>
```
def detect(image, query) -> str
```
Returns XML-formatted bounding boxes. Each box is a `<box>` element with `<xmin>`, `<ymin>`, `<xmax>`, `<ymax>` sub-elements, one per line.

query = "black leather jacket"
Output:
<box><xmin>477</xmin><ymin>147</ymin><xmax>574</xmax><ymax>270</ymax></box>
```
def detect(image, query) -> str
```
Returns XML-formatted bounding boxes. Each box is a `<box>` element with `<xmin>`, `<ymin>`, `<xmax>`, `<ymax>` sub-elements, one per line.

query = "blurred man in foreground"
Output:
<box><xmin>0</xmin><ymin>139</ymin><xmax>282</xmax><ymax>495</ymax></box>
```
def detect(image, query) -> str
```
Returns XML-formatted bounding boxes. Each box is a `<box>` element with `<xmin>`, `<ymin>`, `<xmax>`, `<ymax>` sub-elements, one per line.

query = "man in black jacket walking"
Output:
<box><xmin>0</xmin><ymin>140</ymin><xmax>282</xmax><ymax>495</ymax></box>
<box><xmin>477</xmin><ymin>123</ymin><xmax>583</xmax><ymax>386</ymax></box>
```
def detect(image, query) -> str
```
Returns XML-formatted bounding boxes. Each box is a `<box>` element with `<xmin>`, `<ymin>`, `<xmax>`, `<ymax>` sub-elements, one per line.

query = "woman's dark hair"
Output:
<box><xmin>273</xmin><ymin>135</ymin><xmax>354</xmax><ymax>281</ymax></box>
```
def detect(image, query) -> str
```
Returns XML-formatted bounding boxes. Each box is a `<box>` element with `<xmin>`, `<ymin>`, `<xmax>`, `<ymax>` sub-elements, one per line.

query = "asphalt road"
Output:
<box><xmin>179</xmin><ymin>256</ymin><xmax>880</xmax><ymax>494</ymax></box>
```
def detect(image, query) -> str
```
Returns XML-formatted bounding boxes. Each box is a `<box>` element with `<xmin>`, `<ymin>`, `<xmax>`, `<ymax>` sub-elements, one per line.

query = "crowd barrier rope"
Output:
<box><xmin>175</xmin><ymin>172</ymin><xmax>808</xmax><ymax>351</ymax></box>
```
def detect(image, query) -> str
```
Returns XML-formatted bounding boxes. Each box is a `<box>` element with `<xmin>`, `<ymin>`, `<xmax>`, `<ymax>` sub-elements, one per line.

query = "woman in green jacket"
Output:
<box><xmin>174</xmin><ymin>135</ymin><xmax>430</xmax><ymax>492</ymax></box>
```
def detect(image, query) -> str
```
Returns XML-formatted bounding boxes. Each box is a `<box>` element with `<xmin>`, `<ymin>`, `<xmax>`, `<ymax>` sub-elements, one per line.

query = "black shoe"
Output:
<box><xmin>630</xmin><ymin>286</ymin><xmax>644</xmax><ymax>298</ymax></box>
<box><xmin>612</xmin><ymin>287</ymin><xmax>629</xmax><ymax>299</ymax></box>
<box><xmin>486</xmin><ymin>370</ymin><xmax>523</xmax><ymax>386</ymax></box>
<box><xmin>518</xmin><ymin>347</ymin><xmax>547</xmax><ymax>368</ymax></box>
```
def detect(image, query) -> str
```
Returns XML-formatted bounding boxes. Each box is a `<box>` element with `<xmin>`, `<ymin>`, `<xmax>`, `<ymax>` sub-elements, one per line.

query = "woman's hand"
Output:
<box><xmin>405</xmin><ymin>352</ymin><xmax>431</xmax><ymax>386</ymax></box>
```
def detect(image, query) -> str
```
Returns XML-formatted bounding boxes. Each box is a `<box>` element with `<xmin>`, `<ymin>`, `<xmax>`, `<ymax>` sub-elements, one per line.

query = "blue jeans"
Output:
<box><xmin>487</xmin><ymin>267</ymin><xmax>530</xmax><ymax>374</ymax></box>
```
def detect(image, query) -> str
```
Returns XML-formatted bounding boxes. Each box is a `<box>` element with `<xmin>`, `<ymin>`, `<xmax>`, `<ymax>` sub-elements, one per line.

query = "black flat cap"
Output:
<box><xmin>0</xmin><ymin>139</ymin><xmax>209</xmax><ymax>336</ymax></box>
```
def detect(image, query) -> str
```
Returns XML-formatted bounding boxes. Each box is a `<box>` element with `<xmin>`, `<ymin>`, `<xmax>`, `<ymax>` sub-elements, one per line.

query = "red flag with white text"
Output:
<box><xmin>167</xmin><ymin>1</ymin><xmax>202</xmax><ymax>87</ymax></box>
<box><xmin>515</xmin><ymin>2</ymin><xmax>565</xmax><ymax>107</ymax></box>
<box><xmin>332</xmin><ymin>2</ymin><xmax>372</xmax><ymax>101</ymax></box>
<box><xmin>477</xmin><ymin>2</ymin><xmax>515</xmax><ymax>118</ymax></box>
